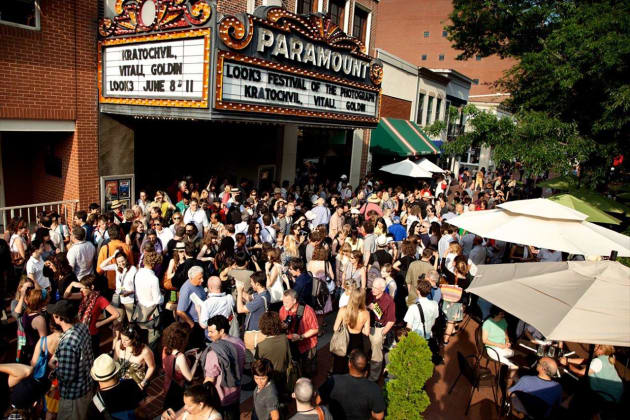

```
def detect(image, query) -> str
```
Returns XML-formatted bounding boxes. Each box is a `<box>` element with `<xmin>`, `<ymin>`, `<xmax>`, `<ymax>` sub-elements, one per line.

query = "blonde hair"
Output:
<box><xmin>344</xmin><ymin>288</ymin><xmax>366</xmax><ymax>329</ymax></box>
<box><xmin>447</xmin><ymin>242</ymin><xmax>462</xmax><ymax>256</ymax></box>
<box><xmin>597</xmin><ymin>344</ymin><xmax>616</xmax><ymax>365</ymax></box>
<box><xmin>283</xmin><ymin>235</ymin><xmax>299</xmax><ymax>258</ymax></box>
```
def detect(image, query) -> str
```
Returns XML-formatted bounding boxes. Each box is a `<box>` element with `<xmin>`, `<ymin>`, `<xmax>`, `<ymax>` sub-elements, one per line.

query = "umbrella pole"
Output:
<box><xmin>580</xmin><ymin>344</ymin><xmax>596</xmax><ymax>386</ymax></box>
<box><xmin>610</xmin><ymin>250</ymin><xmax>618</xmax><ymax>261</ymax></box>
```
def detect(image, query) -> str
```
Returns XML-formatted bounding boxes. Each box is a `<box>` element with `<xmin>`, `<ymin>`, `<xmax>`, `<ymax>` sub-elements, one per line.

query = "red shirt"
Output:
<box><xmin>279</xmin><ymin>304</ymin><xmax>318</xmax><ymax>354</ymax></box>
<box><xmin>367</xmin><ymin>292</ymin><xmax>396</xmax><ymax>327</ymax></box>
<box><xmin>87</xmin><ymin>296</ymin><xmax>110</xmax><ymax>336</ymax></box>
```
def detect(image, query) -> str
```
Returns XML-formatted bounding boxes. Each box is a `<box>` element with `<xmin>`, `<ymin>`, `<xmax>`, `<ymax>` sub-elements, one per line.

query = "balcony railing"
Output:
<box><xmin>0</xmin><ymin>200</ymin><xmax>79</xmax><ymax>233</ymax></box>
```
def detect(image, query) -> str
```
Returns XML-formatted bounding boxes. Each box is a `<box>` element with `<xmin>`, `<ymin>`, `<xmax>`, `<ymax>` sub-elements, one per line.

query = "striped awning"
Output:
<box><xmin>370</xmin><ymin>117</ymin><xmax>439</xmax><ymax>156</ymax></box>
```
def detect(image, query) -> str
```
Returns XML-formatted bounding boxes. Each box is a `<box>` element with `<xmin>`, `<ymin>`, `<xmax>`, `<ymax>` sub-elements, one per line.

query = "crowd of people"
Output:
<box><xmin>0</xmin><ymin>164</ymin><xmax>624</xmax><ymax>419</ymax></box>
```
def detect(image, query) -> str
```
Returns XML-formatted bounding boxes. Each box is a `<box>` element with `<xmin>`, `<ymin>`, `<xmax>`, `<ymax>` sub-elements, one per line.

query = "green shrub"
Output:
<box><xmin>385</xmin><ymin>332</ymin><xmax>434</xmax><ymax>420</ymax></box>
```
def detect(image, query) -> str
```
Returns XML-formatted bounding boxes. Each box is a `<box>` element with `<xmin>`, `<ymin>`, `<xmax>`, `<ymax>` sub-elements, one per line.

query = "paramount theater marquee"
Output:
<box><xmin>97</xmin><ymin>1</ymin><xmax>382</xmax><ymax>127</ymax></box>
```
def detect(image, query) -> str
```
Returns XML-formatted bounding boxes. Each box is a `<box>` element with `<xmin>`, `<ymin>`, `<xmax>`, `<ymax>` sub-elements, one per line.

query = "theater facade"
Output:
<box><xmin>97</xmin><ymin>0</ymin><xmax>382</xmax><ymax>208</ymax></box>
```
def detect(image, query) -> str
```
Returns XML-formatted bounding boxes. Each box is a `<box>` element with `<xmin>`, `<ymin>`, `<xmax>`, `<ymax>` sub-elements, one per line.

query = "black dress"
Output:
<box><xmin>332</xmin><ymin>330</ymin><xmax>369</xmax><ymax>374</ymax></box>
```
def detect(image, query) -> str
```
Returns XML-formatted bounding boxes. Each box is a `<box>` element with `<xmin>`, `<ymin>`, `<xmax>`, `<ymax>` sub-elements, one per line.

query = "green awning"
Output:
<box><xmin>370</xmin><ymin>117</ymin><xmax>439</xmax><ymax>157</ymax></box>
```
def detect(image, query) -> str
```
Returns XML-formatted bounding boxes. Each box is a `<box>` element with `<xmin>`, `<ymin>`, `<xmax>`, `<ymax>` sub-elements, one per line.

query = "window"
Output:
<box><xmin>425</xmin><ymin>96</ymin><xmax>434</xmax><ymax>126</ymax></box>
<box><xmin>424</xmin><ymin>31</ymin><xmax>430</xmax><ymax>38</ymax></box>
<box><xmin>476</xmin><ymin>55</ymin><xmax>482</xmax><ymax>61</ymax></box>
<box><xmin>352</xmin><ymin>7</ymin><xmax>368</xmax><ymax>42</ymax></box>
<box><xmin>416</xmin><ymin>93</ymin><xmax>426</xmax><ymax>125</ymax></box>
<box><xmin>0</xmin><ymin>0</ymin><xmax>39</xmax><ymax>29</ymax></box>
<box><xmin>297</xmin><ymin>0</ymin><xmax>316</xmax><ymax>14</ymax></box>
<box><xmin>442</xmin><ymin>30</ymin><xmax>447</xmax><ymax>37</ymax></box>
<box><xmin>435</xmin><ymin>98</ymin><xmax>442</xmax><ymax>122</ymax></box>
<box><xmin>438</xmin><ymin>54</ymin><xmax>445</xmax><ymax>61</ymax></box>
<box><xmin>421</xmin><ymin>54</ymin><xmax>427</xmax><ymax>61</ymax></box>
<box><xmin>472</xmin><ymin>79</ymin><xmax>479</xmax><ymax>85</ymax></box>
<box><xmin>329</xmin><ymin>0</ymin><xmax>345</xmax><ymax>27</ymax></box>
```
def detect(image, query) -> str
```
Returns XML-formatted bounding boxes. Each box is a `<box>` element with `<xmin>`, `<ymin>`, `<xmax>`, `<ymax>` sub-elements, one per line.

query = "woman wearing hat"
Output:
<box><xmin>87</xmin><ymin>354</ymin><xmax>145</xmax><ymax>419</ymax></box>
<box><xmin>359</xmin><ymin>194</ymin><xmax>383</xmax><ymax>217</ymax></box>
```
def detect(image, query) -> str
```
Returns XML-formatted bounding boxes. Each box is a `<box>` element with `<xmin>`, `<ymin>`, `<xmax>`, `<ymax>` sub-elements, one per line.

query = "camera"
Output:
<box><xmin>282</xmin><ymin>315</ymin><xmax>294</xmax><ymax>331</ymax></box>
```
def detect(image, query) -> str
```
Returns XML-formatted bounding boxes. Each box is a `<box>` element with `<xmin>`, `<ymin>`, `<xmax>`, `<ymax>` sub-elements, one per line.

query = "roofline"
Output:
<box><xmin>376</xmin><ymin>49</ymin><xmax>418</xmax><ymax>75</ymax></box>
<box><xmin>418</xmin><ymin>67</ymin><xmax>450</xmax><ymax>85</ymax></box>
<box><xmin>429</xmin><ymin>68</ymin><xmax>474</xmax><ymax>85</ymax></box>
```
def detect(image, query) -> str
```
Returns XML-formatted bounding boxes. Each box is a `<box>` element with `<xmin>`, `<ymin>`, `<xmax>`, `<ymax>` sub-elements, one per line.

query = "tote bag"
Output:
<box><xmin>329</xmin><ymin>322</ymin><xmax>350</xmax><ymax>357</ymax></box>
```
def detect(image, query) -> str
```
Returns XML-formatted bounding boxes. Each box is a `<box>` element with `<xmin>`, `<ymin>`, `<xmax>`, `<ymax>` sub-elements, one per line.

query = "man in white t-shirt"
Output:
<box><xmin>538</xmin><ymin>248</ymin><xmax>562</xmax><ymax>262</ymax></box>
<box><xmin>183</xmin><ymin>198</ymin><xmax>209</xmax><ymax>236</ymax></box>
<box><xmin>26</xmin><ymin>239</ymin><xmax>51</xmax><ymax>289</ymax></box>
<box><xmin>404</xmin><ymin>279</ymin><xmax>439</xmax><ymax>339</ymax></box>
<box><xmin>67</xmin><ymin>226</ymin><xmax>96</xmax><ymax>280</ymax></box>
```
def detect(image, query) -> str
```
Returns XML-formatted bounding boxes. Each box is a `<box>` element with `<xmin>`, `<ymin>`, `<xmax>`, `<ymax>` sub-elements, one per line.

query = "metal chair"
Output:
<box><xmin>449</xmin><ymin>351</ymin><xmax>500</xmax><ymax>415</ymax></box>
<box><xmin>511</xmin><ymin>390</ymin><xmax>552</xmax><ymax>419</ymax></box>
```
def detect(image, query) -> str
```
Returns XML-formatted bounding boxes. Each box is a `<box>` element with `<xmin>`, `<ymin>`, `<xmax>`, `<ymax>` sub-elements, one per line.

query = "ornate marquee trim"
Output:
<box><xmin>218</xmin><ymin>6</ymin><xmax>370</xmax><ymax>59</ymax></box>
<box><xmin>99</xmin><ymin>0</ymin><xmax>212</xmax><ymax>38</ymax></box>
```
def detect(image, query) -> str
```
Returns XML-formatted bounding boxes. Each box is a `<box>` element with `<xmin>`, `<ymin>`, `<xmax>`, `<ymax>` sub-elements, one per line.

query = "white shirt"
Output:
<box><xmin>406</xmin><ymin>215</ymin><xmax>419</xmax><ymax>233</ymax></box>
<box><xmin>234</xmin><ymin>221</ymin><xmax>248</xmax><ymax>235</ymax></box>
<box><xmin>404</xmin><ymin>297</ymin><xmax>439</xmax><ymax>338</ymax></box>
<box><xmin>156</xmin><ymin>228</ymin><xmax>173</xmax><ymax>250</ymax></box>
<box><xmin>26</xmin><ymin>256</ymin><xmax>50</xmax><ymax>289</ymax></box>
<box><xmin>260</xmin><ymin>224</ymin><xmax>276</xmax><ymax>244</ymax></box>
<box><xmin>199</xmin><ymin>293</ymin><xmax>235</xmax><ymax>328</ymax></box>
<box><xmin>339</xmin><ymin>292</ymin><xmax>350</xmax><ymax>308</ymax></box>
<box><xmin>67</xmin><ymin>241</ymin><xmax>96</xmax><ymax>279</ymax></box>
<box><xmin>184</xmin><ymin>208</ymin><xmax>209</xmax><ymax>233</ymax></box>
<box><xmin>134</xmin><ymin>267</ymin><xmax>163</xmax><ymax>307</ymax></box>
<box><xmin>538</xmin><ymin>249</ymin><xmax>562</xmax><ymax>262</ymax></box>
<box><xmin>102</xmin><ymin>264</ymin><xmax>137</xmax><ymax>305</ymax></box>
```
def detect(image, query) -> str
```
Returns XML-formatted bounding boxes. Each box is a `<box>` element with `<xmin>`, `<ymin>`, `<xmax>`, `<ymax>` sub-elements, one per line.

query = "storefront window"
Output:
<box><xmin>416</xmin><ymin>93</ymin><xmax>425</xmax><ymax>125</ymax></box>
<box><xmin>425</xmin><ymin>96</ymin><xmax>434</xmax><ymax>126</ymax></box>
<box><xmin>0</xmin><ymin>0</ymin><xmax>39</xmax><ymax>29</ymax></box>
<box><xmin>435</xmin><ymin>98</ymin><xmax>442</xmax><ymax>122</ymax></box>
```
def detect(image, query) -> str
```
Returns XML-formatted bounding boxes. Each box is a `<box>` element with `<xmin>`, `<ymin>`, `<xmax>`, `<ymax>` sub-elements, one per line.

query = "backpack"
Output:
<box><xmin>309</xmin><ymin>271</ymin><xmax>330</xmax><ymax>312</ymax></box>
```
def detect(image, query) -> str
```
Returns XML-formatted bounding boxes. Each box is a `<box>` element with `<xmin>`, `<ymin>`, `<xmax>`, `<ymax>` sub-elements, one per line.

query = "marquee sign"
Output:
<box><xmin>215</xmin><ymin>7</ymin><xmax>382</xmax><ymax>124</ymax></box>
<box><xmin>97</xmin><ymin>0</ymin><xmax>213</xmax><ymax>108</ymax></box>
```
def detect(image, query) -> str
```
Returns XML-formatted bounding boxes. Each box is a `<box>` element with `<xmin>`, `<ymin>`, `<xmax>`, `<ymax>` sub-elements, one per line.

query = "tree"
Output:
<box><xmin>385</xmin><ymin>332</ymin><xmax>433</xmax><ymax>419</ymax></box>
<box><xmin>445</xmin><ymin>1</ymin><xmax>630</xmax><ymax>182</ymax></box>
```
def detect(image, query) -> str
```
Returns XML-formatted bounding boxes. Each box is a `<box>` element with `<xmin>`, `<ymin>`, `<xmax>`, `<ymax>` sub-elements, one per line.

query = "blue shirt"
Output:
<box><xmin>388</xmin><ymin>223</ymin><xmax>407</xmax><ymax>242</ymax></box>
<box><xmin>245</xmin><ymin>290</ymin><xmax>271</xmax><ymax>331</ymax></box>
<box><xmin>293</xmin><ymin>272</ymin><xmax>313</xmax><ymax>307</ymax></box>
<box><xmin>311</xmin><ymin>205</ymin><xmax>331</xmax><ymax>227</ymax></box>
<box><xmin>177</xmin><ymin>280</ymin><xmax>207</xmax><ymax>322</ymax></box>
<box><xmin>509</xmin><ymin>376</ymin><xmax>562</xmax><ymax>409</ymax></box>
<box><xmin>428</xmin><ymin>286</ymin><xmax>441</xmax><ymax>303</ymax></box>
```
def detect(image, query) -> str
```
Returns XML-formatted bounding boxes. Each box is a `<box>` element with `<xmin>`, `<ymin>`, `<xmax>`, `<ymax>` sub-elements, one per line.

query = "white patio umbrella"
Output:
<box><xmin>380</xmin><ymin>158</ymin><xmax>433</xmax><ymax>178</ymax></box>
<box><xmin>447</xmin><ymin>198</ymin><xmax>630</xmax><ymax>256</ymax></box>
<box><xmin>469</xmin><ymin>261</ymin><xmax>630</xmax><ymax>346</ymax></box>
<box><xmin>416</xmin><ymin>157</ymin><xmax>445</xmax><ymax>173</ymax></box>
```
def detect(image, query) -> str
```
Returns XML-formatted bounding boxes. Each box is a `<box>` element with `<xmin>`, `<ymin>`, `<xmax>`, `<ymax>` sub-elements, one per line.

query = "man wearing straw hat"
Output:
<box><xmin>87</xmin><ymin>353</ymin><xmax>144</xmax><ymax>419</ymax></box>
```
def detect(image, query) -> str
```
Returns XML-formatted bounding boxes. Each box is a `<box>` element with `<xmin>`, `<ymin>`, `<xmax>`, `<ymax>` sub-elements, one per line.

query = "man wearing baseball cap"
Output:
<box><xmin>87</xmin><ymin>354</ymin><xmax>144</xmax><ymax>419</ymax></box>
<box><xmin>47</xmin><ymin>299</ymin><xmax>94</xmax><ymax>420</ymax></box>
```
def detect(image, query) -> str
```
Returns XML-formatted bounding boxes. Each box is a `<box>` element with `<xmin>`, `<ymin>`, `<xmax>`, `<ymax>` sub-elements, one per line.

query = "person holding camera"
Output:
<box><xmin>279</xmin><ymin>289</ymin><xmax>319</xmax><ymax>378</ymax></box>
<box><xmin>235</xmin><ymin>271</ymin><xmax>270</xmax><ymax>332</ymax></box>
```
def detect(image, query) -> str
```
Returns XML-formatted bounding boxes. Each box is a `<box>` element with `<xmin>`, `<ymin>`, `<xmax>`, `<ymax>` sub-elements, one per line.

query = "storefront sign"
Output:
<box><xmin>97</xmin><ymin>0</ymin><xmax>214</xmax><ymax>109</ymax></box>
<box><xmin>99</xmin><ymin>29</ymin><xmax>211</xmax><ymax>108</ymax></box>
<box><xmin>221</xmin><ymin>60</ymin><xmax>378</xmax><ymax>118</ymax></box>
<box><xmin>215</xmin><ymin>7</ymin><xmax>382</xmax><ymax>124</ymax></box>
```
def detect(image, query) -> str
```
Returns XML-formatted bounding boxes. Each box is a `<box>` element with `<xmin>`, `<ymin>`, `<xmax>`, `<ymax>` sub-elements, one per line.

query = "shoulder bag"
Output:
<box><xmin>329</xmin><ymin>320</ymin><xmax>350</xmax><ymax>357</ymax></box>
<box><xmin>32</xmin><ymin>336</ymin><xmax>48</xmax><ymax>380</ymax></box>
<box><xmin>440</xmin><ymin>283</ymin><xmax>462</xmax><ymax>303</ymax></box>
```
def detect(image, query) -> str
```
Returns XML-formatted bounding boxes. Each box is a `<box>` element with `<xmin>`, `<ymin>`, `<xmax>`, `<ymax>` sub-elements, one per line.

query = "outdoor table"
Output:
<box><xmin>516</xmin><ymin>339</ymin><xmax>579</xmax><ymax>380</ymax></box>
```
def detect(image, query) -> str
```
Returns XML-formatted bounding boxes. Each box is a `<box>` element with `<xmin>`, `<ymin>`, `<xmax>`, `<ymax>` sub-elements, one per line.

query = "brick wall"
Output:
<box><xmin>0</xmin><ymin>0</ymin><xmax>100</xmax><ymax>209</ymax></box>
<box><xmin>381</xmin><ymin>95</ymin><xmax>412</xmax><ymax>120</ymax></box>
<box><xmin>374</xmin><ymin>0</ymin><xmax>515</xmax><ymax>95</ymax></box>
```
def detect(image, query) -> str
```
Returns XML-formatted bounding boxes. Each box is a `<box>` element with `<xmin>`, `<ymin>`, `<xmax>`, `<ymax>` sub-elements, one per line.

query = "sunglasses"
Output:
<box><xmin>186</xmin><ymin>230</ymin><xmax>194</xmax><ymax>234</ymax></box>
<box><xmin>173</xmin><ymin>217</ymin><xmax>181</xmax><ymax>220</ymax></box>
<box><xmin>153</xmin><ymin>223</ymin><xmax>161</xmax><ymax>227</ymax></box>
